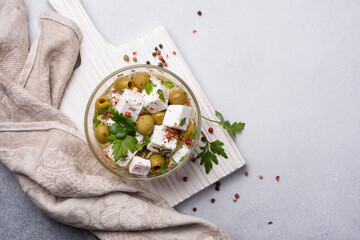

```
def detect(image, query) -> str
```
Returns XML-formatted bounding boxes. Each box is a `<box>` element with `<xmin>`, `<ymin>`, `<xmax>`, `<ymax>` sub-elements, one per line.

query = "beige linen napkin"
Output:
<box><xmin>0</xmin><ymin>0</ymin><xmax>231</xmax><ymax>239</ymax></box>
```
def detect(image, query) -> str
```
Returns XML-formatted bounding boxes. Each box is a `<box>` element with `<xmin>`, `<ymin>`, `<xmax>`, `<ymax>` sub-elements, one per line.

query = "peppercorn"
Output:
<box><xmin>268</xmin><ymin>222</ymin><xmax>273</xmax><ymax>225</ymax></box>
<box><xmin>192</xmin><ymin>207</ymin><xmax>197</xmax><ymax>212</ymax></box>
<box><xmin>276</xmin><ymin>176</ymin><xmax>280</xmax><ymax>182</ymax></box>
<box><xmin>158</xmin><ymin>62</ymin><xmax>163</xmax><ymax>67</ymax></box>
<box><xmin>183</xmin><ymin>176</ymin><xmax>188</xmax><ymax>182</ymax></box>
<box><xmin>244</xmin><ymin>171</ymin><xmax>248</xmax><ymax>176</ymax></box>
<box><xmin>215</xmin><ymin>185</ymin><xmax>220</xmax><ymax>191</ymax></box>
<box><xmin>132</xmin><ymin>57</ymin><xmax>137</xmax><ymax>62</ymax></box>
<box><xmin>259</xmin><ymin>175</ymin><xmax>263</xmax><ymax>179</ymax></box>
<box><xmin>146</xmin><ymin>61</ymin><xmax>150</xmax><ymax>65</ymax></box>
<box><xmin>123</xmin><ymin>55</ymin><xmax>129</xmax><ymax>61</ymax></box>
<box><xmin>235</xmin><ymin>193</ymin><xmax>239</xmax><ymax>199</ymax></box>
<box><xmin>152</xmin><ymin>52</ymin><xmax>157</xmax><ymax>57</ymax></box>
<box><xmin>172</xmin><ymin>51</ymin><xmax>176</xmax><ymax>55</ymax></box>
<box><xmin>185</xmin><ymin>140</ymin><xmax>191</xmax><ymax>146</ymax></box>
<box><xmin>232</xmin><ymin>197</ymin><xmax>237</xmax><ymax>202</ymax></box>
<box><xmin>197</xmin><ymin>11</ymin><xmax>202</xmax><ymax>16</ymax></box>
<box><xmin>159</xmin><ymin>44</ymin><xmax>163</xmax><ymax>49</ymax></box>
<box><xmin>158</xmin><ymin>55</ymin><xmax>163</xmax><ymax>60</ymax></box>
<box><xmin>156</xmin><ymin>50</ymin><xmax>161</xmax><ymax>55</ymax></box>
<box><xmin>161</xmin><ymin>59</ymin><xmax>165</xmax><ymax>63</ymax></box>
<box><xmin>163</xmin><ymin>62</ymin><xmax>168</xmax><ymax>67</ymax></box>
<box><xmin>211</xmin><ymin>198</ymin><xmax>215</xmax><ymax>203</ymax></box>
<box><xmin>208</xmin><ymin>127</ymin><xmax>214</xmax><ymax>133</ymax></box>
<box><xmin>173</xmin><ymin>129</ymin><xmax>179</xmax><ymax>134</ymax></box>
<box><xmin>155</xmin><ymin>47</ymin><xmax>158</xmax><ymax>51</ymax></box>
<box><xmin>216</xmin><ymin>181</ymin><xmax>221</xmax><ymax>186</ymax></box>
<box><xmin>191</xmin><ymin>157</ymin><xmax>196</xmax><ymax>162</ymax></box>
<box><xmin>125</xmin><ymin>112</ymin><xmax>131</xmax><ymax>117</ymax></box>
<box><xmin>201</xmin><ymin>137</ymin><xmax>206</xmax><ymax>142</ymax></box>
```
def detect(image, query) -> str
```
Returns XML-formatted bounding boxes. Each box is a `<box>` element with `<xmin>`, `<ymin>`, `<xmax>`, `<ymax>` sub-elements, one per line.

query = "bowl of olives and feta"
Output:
<box><xmin>84</xmin><ymin>65</ymin><xmax>201</xmax><ymax>181</ymax></box>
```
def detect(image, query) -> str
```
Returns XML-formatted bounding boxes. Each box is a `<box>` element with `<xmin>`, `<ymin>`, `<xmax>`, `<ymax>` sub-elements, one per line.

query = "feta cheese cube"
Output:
<box><xmin>162</xmin><ymin>105</ymin><xmax>192</xmax><ymax>131</ymax></box>
<box><xmin>171</xmin><ymin>145</ymin><xmax>190</xmax><ymax>163</ymax></box>
<box><xmin>114</xmin><ymin>89</ymin><xmax>144</xmax><ymax>121</ymax></box>
<box><xmin>103</xmin><ymin>132</ymin><xmax>144</xmax><ymax>167</ymax></box>
<box><xmin>111</xmin><ymin>91</ymin><xmax>122</xmax><ymax>106</ymax></box>
<box><xmin>147</xmin><ymin>125</ymin><xmax>177</xmax><ymax>156</ymax></box>
<box><xmin>129</xmin><ymin>156</ymin><xmax>151</xmax><ymax>175</ymax></box>
<box><xmin>104</xmin><ymin>118</ymin><xmax>115</xmax><ymax>126</ymax></box>
<box><xmin>142</xmin><ymin>78</ymin><xmax>169</xmax><ymax>113</ymax></box>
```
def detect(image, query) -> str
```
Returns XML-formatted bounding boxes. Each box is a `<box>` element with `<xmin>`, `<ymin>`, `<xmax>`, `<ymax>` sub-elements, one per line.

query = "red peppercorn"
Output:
<box><xmin>216</xmin><ymin>181</ymin><xmax>221</xmax><ymax>186</ymax></box>
<box><xmin>106</xmin><ymin>112</ymin><xmax>111</xmax><ymax>118</ymax></box>
<box><xmin>244</xmin><ymin>171</ymin><xmax>249</xmax><ymax>176</ymax></box>
<box><xmin>138</xmin><ymin>89</ymin><xmax>143</xmax><ymax>93</ymax></box>
<box><xmin>183</xmin><ymin>176</ymin><xmax>188</xmax><ymax>182</ymax></box>
<box><xmin>132</xmin><ymin>52</ymin><xmax>137</xmax><ymax>56</ymax></box>
<box><xmin>276</xmin><ymin>176</ymin><xmax>280</xmax><ymax>182</ymax></box>
<box><xmin>191</xmin><ymin>157</ymin><xmax>196</xmax><ymax>162</ymax></box>
<box><xmin>193</xmin><ymin>30</ymin><xmax>197</xmax><ymax>34</ymax></box>
<box><xmin>158</xmin><ymin>55</ymin><xmax>163</xmax><ymax>60</ymax></box>
<box><xmin>235</xmin><ymin>193</ymin><xmax>239</xmax><ymax>199</ymax></box>
<box><xmin>165</xmin><ymin>134</ymin><xmax>171</xmax><ymax>139</ymax></box>
<box><xmin>166</xmin><ymin>54</ymin><xmax>169</xmax><ymax>58</ymax></box>
<box><xmin>163</xmin><ymin>62</ymin><xmax>168</xmax><ymax>67</ymax></box>
<box><xmin>268</xmin><ymin>222</ymin><xmax>273</xmax><ymax>225</ymax></box>
<box><xmin>173</xmin><ymin>129</ymin><xmax>179</xmax><ymax>134</ymax></box>
<box><xmin>192</xmin><ymin>207</ymin><xmax>197</xmax><ymax>212</ymax></box>
<box><xmin>112</xmin><ymin>89</ymin><xmax>117</xmax><ymax>93</ymax></box>
<box><xmin>186</xmin><ymin>100</ymin><xmax>191</xmax><ymax>106</ymax></box>
<box><xmin>185</xmin><ymin>140</ymin><xmax>191</xmax><ymax>146</ymax></box>
<box><xmin>211</xmin><ymin>198</ymin><xmax>215</xmax><ymax>203</ymax></box>
<box><xmin>208</xmin><ymin>127</ymin><xmax>214</xmax><ymax>133</ymax></box>
<box><xmin>172</xmin><ymin>51</ymin><xmax>176</xmax><ymax>55</ymax></box>
<box><xmin>125</xmin><ymin>112</ymin><xmax>131</xmax><ymax>117</ymax></box>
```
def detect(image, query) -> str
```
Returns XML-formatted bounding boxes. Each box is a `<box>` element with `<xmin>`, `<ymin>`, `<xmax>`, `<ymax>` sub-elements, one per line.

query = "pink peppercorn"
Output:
<box><xmin>125</xmin><ymin>112</ymin><xmax>131</xmax><ymax>117</ymax></box>
<box><xmin>211</xmin><ymin>198</ymin><xmax>215</xmax><ymax>203</ymax></box>
<box><xmin>185</xmin><ymin>140</ymin><xmax>191</xmax><ymax>146</ymax></box>
<box><xmin>163</xmin><ymin>62</ymin><xmax>168</xmax><ymax>67</ymax></box>
<box><xmin>183</xmin><ymin>176</ymin><xmax>188</xmax><ymax>182</ymax></box>
<box><xmin>173</xmin><ymin>129</ymin><xmax>179</xmax><ymax>134</ymax></box>
<box><xmin>172</xmin><ymin>51</ymin><xmax>176</xmax><ymax>55</ymax></box>
<box><xmin>208</xmin><ymin>127</ymin><xmax>214</xmax><ymax>133</ymax></box>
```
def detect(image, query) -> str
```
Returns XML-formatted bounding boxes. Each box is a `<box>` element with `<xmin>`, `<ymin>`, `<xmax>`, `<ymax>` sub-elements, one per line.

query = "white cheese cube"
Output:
<box><xmin>142</xmin><ymin>78</ymin><xmax>169</xmax><ymax>113</ymax></box>
<box><xmin>104</xmin><ymin>118</ymin><xmax>115</xmax><ymax>126</ymax></box>
<box><xmin>162</xmin><ymin>105</ymin><xmax>192</xmax><ymax>131</ymax></box>
<box><xmin>147</xmin><ymin>125</ymin><xmax>177</xmax><ymax>156</ymax></box>
<box><xmin>129</xmin><ymin>156</ymin><xmax>151</xmax><ymax>175</ymax></box>
<box><xmin>111</xmin><ymin>91</ymin><xmax>122</xmax><ymax>106</ymax></box>
<box><xmin>103</xmin><ymin>132</ymin><xmax>143</xmax><ymax>167</ymax></box>
<box><xmin>172</xmin><ymin>145</ymin><xmax>190</xmax><ymax>163</ymax></box>
<box><xmin>114</xmin><ymin>89</ymin><xmax>144</xmax><ymax>121</ymax></box>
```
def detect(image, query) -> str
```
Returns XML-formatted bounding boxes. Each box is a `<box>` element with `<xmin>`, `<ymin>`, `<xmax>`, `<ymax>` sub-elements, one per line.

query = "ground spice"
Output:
<box><xmin>132</xmin><ymin>57</ymin><xmax>137</xmax><ymax>62</ymax></box>
<box><xmin>123</xmin><ymin>55</ymin><xmax>129</xmax><ymax>61</ymax></box>
<box><xmin>276</xmin><ymin>176</ymin><xmax>280</xmax><ymax>182</ymax></box>
<box><xmin>192</xmin><ymin>207</ymin><xmax>197</xmax><ymax>212</ymax></box>
<box><xmin>211</xmin><ymin>198</ymin><xmax>215</xmax><ymax>203</ymax></box>
<box><xmin>259</xmin><ymin>175</ymin><xmax>263</xmax><ymax>179</ymax></box>
<box><xmin>183</xmin><ymin>176</ymin><xmax>188</xmax><ymax>182</ymax></box>
<box><xmin>197</xmin><ymin>11</ymin><xmax>202</xmax><ymax>16</ymax></box>
<box><xmin>244</xmin><ymin>171</ymin><xmax>248</xmax><ymax>176</ymax></box>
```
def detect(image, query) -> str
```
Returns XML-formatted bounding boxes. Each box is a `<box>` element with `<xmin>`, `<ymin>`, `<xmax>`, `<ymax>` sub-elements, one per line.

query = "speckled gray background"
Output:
<box><xmin>1</xmin><ymin>0</ymin><xmax>360</xmax><ymax>239</ymax></box>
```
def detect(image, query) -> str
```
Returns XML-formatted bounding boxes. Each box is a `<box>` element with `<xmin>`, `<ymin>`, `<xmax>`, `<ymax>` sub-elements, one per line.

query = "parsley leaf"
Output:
<box><xmin>180</xmin><ymin>117</ymin><xmax>186</xmax><ymax>127</ymax></box>
<box><xmin>196</xmin><ymin>132</ymin><xmax>228</xmax><ymax>174</ymax></box>
<box><xmin>108</xmin><ymin>123</ymin><xmax>127</xmax><ymax>139</ymax></box>
<box><xmin>93</xmin><ymin>113</ymin><xmax>102</xmax><ymax>127</ymax></box>
<box><xmin>110</xmin><ymin>108</ymin><xmax>136</xmax><ymax>132</ymax></box>
<box><xmin>180</xmin><ymin>156</ymin><xmax>186</xmax><ymax>162</ymax></box>
<box><xmin>160</xmin><ymin>161</ymin><xmax>168</xmax><ymax>173</ymax></box>
<box><xmin>202</xmin><ymin>110</ymin><xmax>245</xmax><ymax>138</ymax></box>
<box><xmin>145</xmin><ymin>83</ymin><xmax>157</xmax><ymax>95</ymax></box>
<box><xmin>112</xmin><ymin>135</ymin><xmax>138</xmax><ymax>161</ymax></box>
<box><xmin>107</xmin><ymin>134</ymin><xmax>117</xmax><ymax>141</ymax></box>
<box><xmin>136</xmin><ymin>135</ymin><xmax>150</xmax><ymax>151</ymax></box>
<box><xmin>164</xmin><ymin>80</ymin><xmax>174</xmax><ymax>89</ymax></box>
<box><xmin>157</xmin><ymin>89</ymin><xmax>166</xmax><ymax>102</ymax></box>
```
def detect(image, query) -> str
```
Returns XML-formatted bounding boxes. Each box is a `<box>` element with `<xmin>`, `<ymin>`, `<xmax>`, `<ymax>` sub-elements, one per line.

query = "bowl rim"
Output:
<box><xmin>84</xmin><ymin>64</ymin><xmax>202</xmax><ymax>181</ymax></box>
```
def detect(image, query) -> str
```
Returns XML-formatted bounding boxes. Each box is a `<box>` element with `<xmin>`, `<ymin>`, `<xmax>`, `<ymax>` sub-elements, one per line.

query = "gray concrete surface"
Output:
<box><xmin>1</xmin><ymin>0</ymin><xmax>360</xmax><ymax>239</ymax></box>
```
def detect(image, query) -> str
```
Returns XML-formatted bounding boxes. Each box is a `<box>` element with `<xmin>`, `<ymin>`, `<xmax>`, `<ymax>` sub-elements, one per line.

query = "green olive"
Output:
<box><xmin>114</xmin><ymin>77</ymin><xmax>134</xmax><ymax>92</ymax></box>
<box><xmin>95</xmin><ymin>97</ymin><xmax>111</xmax><ymax>114</ymax></box>
<box><xmin>169</xmin><ymin>89</ymin><xmax>187</xmax><ymax>105</ymax></box>
<box><xmin>150</xmin><ymin>154</ymin><xmax>165</xmax><ymax>172</ymax></box>
<box><xmin>136</xmin><ymin>115</ymin><xmax>155</xmax><ymax>135</ymax></box>
<box><xmin>179</xmin><ymin>121</ymin><xmax>195</xmax><ymax>141</ymax></box>
<box><xmin>94</xmin><ymin>125</ymin><xmax>110</xmax><ymax>143</ymax></box>
<box><xmin>133</xmin><ymin>72</ymin><xmax>151</xmax><ymax>89</ymax></box>
<box><xmin>151</xmin><ymin>111</ymin><xmax>166</xmax><ymax>125</ymax></box>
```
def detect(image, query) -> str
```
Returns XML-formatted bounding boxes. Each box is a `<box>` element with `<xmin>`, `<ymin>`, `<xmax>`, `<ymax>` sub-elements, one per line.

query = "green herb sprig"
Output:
<box><xmin>202</xmin><ymin>111</ymin><xmax>245</xmax><ymax>137</ymax></box>
<box><xmin>145</xmin><ymin>83</ymin><xmax>157</xmax><ymax>95</ymax></box>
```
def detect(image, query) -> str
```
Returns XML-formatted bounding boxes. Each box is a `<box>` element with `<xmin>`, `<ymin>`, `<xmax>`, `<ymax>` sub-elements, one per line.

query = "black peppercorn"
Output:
<box><xmin>161</xmin><ymin>59</ymin><xmax>165</xmax><ymax>63</ymax></box>
<box><xmin>152</xmin><ymin>52</ymin><xmax>156</xmax><ymax>57</ymax></box>
<box><xmin>201</xmin><ymin>136</ymin><xmax>206</xmax><ymax>142</ymax></box>
<box><xmin>146</xmin><ymin>61</ymin><xmax>150</xmax><ymax>65</ymax></box>
<box><xmin>155</xmin><ymin>47</ymin><xmax>158</xmax><ymax>51</ymax></box>
<box><xmin>156</xmin><ymin>50</ymin><xmax>161</xmax><ymax>55</ymax></box>
<box><xmin>158</xmin><ymin>62</ymin><xmax>163</xmax><ymax>67</ymax></box>
<box><xmin>159</xmin><ymin>44</ymin><xmax>163</xmax><ymax>49</ymax></box>
<box><xmin>215</xmin><ymin>185</ymin><xmax>220</xmax><ymax>191</ymax></box>
<box><xmin>197</xmin><ymin>11</ymin><xmax>202</xmax><ymax>16</ymax></box>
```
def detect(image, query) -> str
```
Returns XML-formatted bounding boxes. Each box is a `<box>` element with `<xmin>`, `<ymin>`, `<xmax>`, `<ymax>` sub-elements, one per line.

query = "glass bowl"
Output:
<box><xmin>84</xmin><ymin>65</ymin><xmax>201</xmax><ymax>181</ymax></box>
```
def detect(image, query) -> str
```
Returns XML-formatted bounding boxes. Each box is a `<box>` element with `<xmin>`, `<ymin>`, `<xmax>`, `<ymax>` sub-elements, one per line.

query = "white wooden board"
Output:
<box><xmin>48</xmin><ymin>0</ymin><xmax>245</xmax><ymax>206</ymax></box>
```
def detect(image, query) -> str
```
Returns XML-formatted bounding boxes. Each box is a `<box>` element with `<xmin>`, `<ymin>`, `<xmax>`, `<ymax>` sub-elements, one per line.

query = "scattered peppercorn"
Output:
<box><xmin>158</xmin><ymin>55</ymin><xmax>163</xmax><ymax>60</ymax></box>
<box><xmin>235</xmin><ymin>193</ymin><xmax>239</xmax><ymax>199</ymax></box>
<box><xmin>158</xmin><ymin>62</ymin><xmax>163</xmax><ymax>67</ymax></box>
<box><xmin>201</xmin><ymin>137</ymin><xmax>206</xmax><ymax>142</ymax></box>
<box><xmin>106</xmin><ymin>112</ymin><xmax>111</xmax><ymax>118</ymax></box>
<box><xmin>159</xmin><ymin>44</ymin><xmax>163</xmax><ymax>49</ymax></box>
<box><xmin>152</xmin><ymin>52</ymin><xmax>157</xmax><ymax>57</ymax></box>
<box><xmin>125</xmin><ymin>112</ymin><xmax>131</xmax><ymax>117</ymax></box>
<box><xmin>183</xmin><ymin>176</ymin><xmax>188</xmax><ymax>182</ymax></box>
<box><xmin>191</xmin><ymin>157</ymin><xmax>196</xmax><ymax>162</ymax></box>
<box><xmin>259</xmin><ymin>175</ymin><xmax>263</xmax><ymax>179</ymax></box>
<box><xmin>186</xmin><ymin>100</ymin><xmax>191</xmax><ymax>106</ymax></box>
<box><xmin>232</xmin><ymin>197</ymin><xmax>237</xmax><ymax>202</ymax></box>
<box><xmin>172</xmin><ymin>51</ymin><xmax>176</xmax><ymax>55</ymax></box>
<box><xmin>161</xmin><ymin>59</ymin><xmax>165</xmax><ymax>63</ymax></box>
<box><xmin>192</xmin><ymin>207</ymin><xmax>197</xmax><ymax>212</ymax></box>
<box><xmin>208</xmin><ymin>127</ymin><xmax>214</xmax><ymax>133</ymax></box>
<box><xmin>123</xmin><ymin>55</ymin><xmax>129</xmax><ymax>61</ymax></box>
<box><xmin>197</xmin><ymin>11</ymin><xmax>202</xmax><ymax>16</ymax></box>
<box><xmin>276</xmin><ymin>176</ymin><xmax>280</xmax><ymax>182</ymax></box>
<box><xmin>215</xmin><ymin>185</ymin><xmax>220</xmax><ymax>191</ymax></box>
<box><xmin>166</xmin><ymin>53</ymin><xmax>169</xmax><ymax>58</ymax></box>
<box><xmin>146</xmin><ymin>61</ymin><xmax>150</xmax><ymax>65</ymax></box>
<box><xmin>155</xmin><ymin>47</ymin><xmax>158</xmax><ymax>51</ymax></box>
<box><xmin>112</xmin><ymin>89</ymin><xmax>117</xmax><ymax>93</ymax></box>
<box><xmin>165</xmin><ymin>134</ymin><xmax>171</xmax><ymax>139</ymax></box>
<box><xmin>173</xmin><ymin>129</ymin><xmax>179</xmax><ymax>134</ymax></box>
<box><xmin>132</xmin><ymin>52</ymin><xmax>137</xmax><ymax>56</ymax></box>
<box><xmin>163</xmin><ymin>62</ymin><xmax>168</xmax><ymax>67</ymax></box>
<box><xmin>216</xmin><ymin>181</ymin><xmax>221</xmax><ymax>186</ymax></box>
<box><xmin>132</xmin><ymin>57</ymin><xmax>137</xmax><ymax>62</ymax></box>
<box><xmin>193</xmin><ymin>30</ymin><xmax>197</xmax><ymax>34</ymax></box>
<box><xmin>211</xmin><ymin>198</ymin><xmax>215</xmax><ymax>203</ymax></box>
<box><xmin>138</xmin><ymin>89</ymin><xmax>143</xmax><ymax>93</ymax></box>
<box><xmin>156</xmin><ymin>50</ymin><xmax>161</xmax><ymax>55</ymax></box>
<box><xmin>185</xmin><ymin>140</ymin><xmax>191</xmax><ymax>146</ymax></box>
<box><xmin>268</xmin><ymin>222</ymin><xmax>273</xmax><ymax>225</ymax></box>
<box><xmin>244</xmin><ymin>171</ymin><xmax>249</xmax><ymax>176</ymax></box>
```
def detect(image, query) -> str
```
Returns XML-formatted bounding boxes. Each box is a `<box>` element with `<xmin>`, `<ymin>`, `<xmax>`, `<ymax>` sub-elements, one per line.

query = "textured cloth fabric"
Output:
<box><xmin>0</xmin><ymin>0</ymin><xmax>231</xmax><ymax>239</ymax></box>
